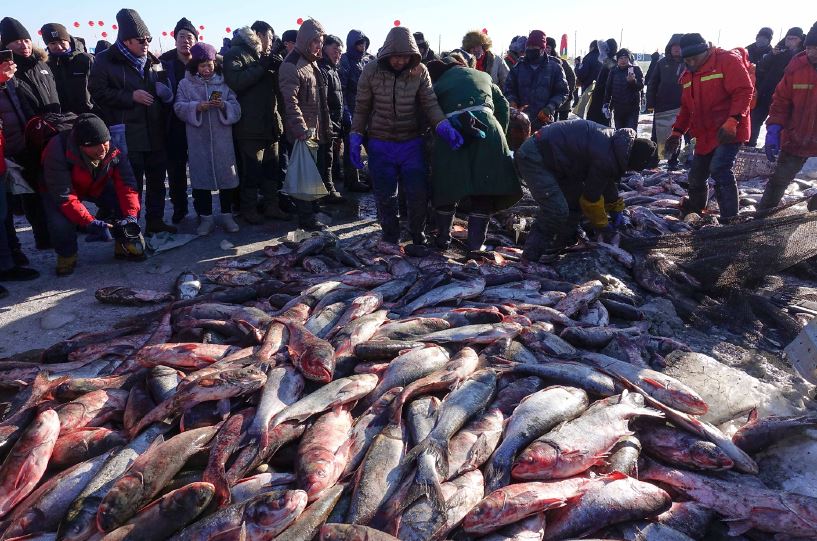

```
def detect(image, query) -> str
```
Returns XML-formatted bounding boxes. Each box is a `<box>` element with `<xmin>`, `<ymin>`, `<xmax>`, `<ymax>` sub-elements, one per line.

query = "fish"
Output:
<box><xmin>478</xmin><ymin>513</ymin><xmax>546</xmax><ymax>541</ymax></box>
<box><xmin>136</xmin><ymin>343</ymin><xmax>234</xmax><ymax>370</ymax></box>
<box><xmin>307</xmin><ymin>300</ymin><xmax>351</xmax><ymax>339</ymax></box>
<box><xmin>617</xmin><ymin>521</ymin><xmax>696</xmax><ymax>541</ymax></box>
<box><xmin>353</xmin><ymin>340</ymin><xmax>425</xmax><ymax>361</ymax></box>
<box><xmin>327</xmin><ymin>292</ymin><xmax>383</xmax><ymax>339</ymax></box>
<box><xmin>416</xmin><ymin>322</ymin><xmax>523</xmax><ymax>344</ymax></box>
<box><xmin>601</xmin><ymin>435</ymin><xmax>641</xmax><ymax>476</ymax></box>
<box><xmin>276</xmin><ymin>318</ymin><xmax>337</xmax><ymax>383</ymax></box>
<box><xmin>248</xmin><ymin>365</ymin><xmax>305</xmax><ymax>448</ymax></box>
<box><xmin>320</xmin><ymin>524</ymin><xmax>399</xmax><ymax>540</ymax></box>
<box><xmin>484</xmin><ymin>386</ymin><xmax>588</xmax><ymax>492</ymax></box>
<box><xmin>95</xmin><ymin>287</ymin><xmax>175</xmax><ymax>306</ymax></box>
<box><xmin>497</xmin><ymin>359</ymin><xmax>618</xmax><ymax>397</ymax></box>
<box><xmin>297</xmin><ymin>406</ymin><xmax>354</xmax><ymax>502</ymax></box>
<box><xmin>56</xmin><ymin>389</ymin><xmax>129</xmax><ymax>435</ymax></box>
<box><xmin>373</xmin><ymin>318</ymin><xmax>451</xmax><ymax>341</ymax></box>
<box><xmin>637</xmin><ymin>419</ymin><xmax>735</xmax><ymax>470</ymax></box>
<box><xmin>332</xmin><ymin>310</ymin><xmax>388</xmax><ymax>361</ymax></box>
<box><xmin>230</xmin><ymin>472</ymin><xmax>298</xmax><ymax>504</ymax></box>
<box><xmin>340</xmin><ymin>388</ymin><xmax>402</xmax><ymax>479</ymax></box>
<box><xmin>654</xmin><ymin>501</ymin><xmax>716</xmax><ymax>539</ymax></box>
<box><xmin>0</xmin><ymin>409</ymin><xmax>60</xmax><ymax>518</ymax></box>
<box><xmin>270</xmin><ymin>375</ymin><xmax>378</xmax><ymax>428</ymax></box>
<box><xmin>732</xmin><ymin>408</ymin><xmax>817</xmax><ymax>454</ymax></box>
<box><xmin>554</xmin><ymin>280</ymin><xmax>604</xmax><ymax>317</ymax></box>
<box><xmin>400</xmin><ymin>277</ymin><xmax>486</xmax><ymax>316</ymax></box>
<box><xmin>360</xmin><ymin>346</ymin><xmax>450</xmax><ymax>410</ymax></box>
<box><xmin>270</xmin><ymin>484</ymin><xmax>343</xmax><ymax>541</ymax></box>
<box><xmin>203</xmin><ymin>408</ymin><xmax>255</xmax><ymax>508</ymax></box>
<box><xmin>50</xmin><ymin>427</ymin><xmax>128</xmax><ymax>469</ymax></box>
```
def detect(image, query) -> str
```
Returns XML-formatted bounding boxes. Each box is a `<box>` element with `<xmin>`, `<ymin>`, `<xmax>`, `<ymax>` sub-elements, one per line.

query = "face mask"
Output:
<box><xmin>525</xmin><ymin>48</ymin><xmax>542</xmax><ymax>62</ymax></box>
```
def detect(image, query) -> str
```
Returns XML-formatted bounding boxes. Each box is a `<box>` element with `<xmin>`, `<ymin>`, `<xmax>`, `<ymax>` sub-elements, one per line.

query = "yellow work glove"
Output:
<box><xmin>604</xmin><ymin>197</ymin><xmax>625</xmax><ymax>213</ymax></box>
<box><xmin>579</xmin><ymin>195</ymin><xmax>609</xmax><ymax>230</ymax></box>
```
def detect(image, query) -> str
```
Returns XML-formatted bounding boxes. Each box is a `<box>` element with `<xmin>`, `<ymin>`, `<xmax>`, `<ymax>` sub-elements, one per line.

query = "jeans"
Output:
<box><xmin>514</xmin><ymin>137</ymin><xmax>572</xmax><ymax>257</ymax></box>
<box><xmin>166</xmin><ymin>144</ymin><xmax>189</xmax><ymax>215</ymax></box>
<box><xmin>367</xmin><ymin>137</ymin><xmax>428</xmax><ymax>244</ymax></box>
<box><xmin>687</xmin><ymin>143</ymin><xmax>741</xmax><ymax>218</ymax></box>
<box><xmin>192</xmin><ymin>188</ymin><xmax>236</xmax><ymax>216</ymax></box>
<box><xmin>128</xmin><ymin>150</ymin><xmax>168</xmax><ymax>222</ymax></box>
<box><xmin>613</xmin><ymin>106</ymin><xmax>640</xmax><ymax>131</ymax></box>
<box><xmin>236</xmin><ymin>139</ymin><xmax>280</xmax><ymax>211</ymax></box>
<box><xmin>758</xmin><ymin>150</ymin><xmax>808</xmax><ymax>210</ymax></box>
<box><xmin>0</xmin><ymin>180</ymin><xmax>13</xmax><ymax>270</ymax></box>
<box><xmin>43</xmin><ymin>183</ymin><xmax>124</xmax><ymax>257</ymax></box>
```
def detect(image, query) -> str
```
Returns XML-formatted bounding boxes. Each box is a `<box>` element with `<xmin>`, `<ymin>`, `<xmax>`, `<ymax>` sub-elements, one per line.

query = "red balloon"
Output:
<box><xmin>37</xmin><ymin>29</ymin><xmax>42</xmax><ymax>35</ymax></box>
<box><xmin>170</xmin><ymin>31</ymin><xmax>175</xmax><ymax>37</ymax></box>
<box><xmin>98</xmin><ymin>21</ymin><xmax>104</xmax><ymax>26</ymax></box>
<box><xmin>73</xmin><ymin>22</ymin><xmax>80</xmax><ymax>28</ymax></box>
<box><xmin>394</xmin><ymin>20</ymin><xmax>401</xmax><ymax>27</ymax></box>
<box><xmin>162</xmin><ymin>31</ymin><xmax>168</xmax><ymax>37</ymax></box>
<box><xmin>88</xmin><ymin>21</ymin><xmax>95</xmax><ymax>26</ymax></box>
<box><xmin>482</xmin><ymin>28</ymin><xmax>488</xmax><ymax>34</ymax></box>
<box><xmin>101</xmin><ymin>31</ymin><xmax>107</xmax><ymax>38</ymax></box>
<box><xmin>112</xmin><ymin>24</ymin><xmax>118</xmax><ymax>30</ymax></box>
<box><xmin>199</xmin><ymin>25</ymin><xmax>205</xmax><ymax>30</ymax></box>
<box><xmin>297</xmin><ymin>18</ymin><xmax>304</xmax><ymax>25</ymax></box>
<box><xmin>225</xmin><ymin>27</ymin><xmax>231</xmax><ymax>33</ymax></box>
<box><xmin>199</xmin><ymin>35</ymin><xmax>204</xmax><ymax>41</ymax></box>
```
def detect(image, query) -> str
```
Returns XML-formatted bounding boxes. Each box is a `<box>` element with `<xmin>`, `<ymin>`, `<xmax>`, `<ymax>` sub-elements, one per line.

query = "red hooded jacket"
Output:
<box><xmin>766</xmin><ymin>51</ymin><xmax>817</xmax><ymax>158</ymax></box>
<box><xmin>673</xmin><ymin>48</ymin><xmax>754</xmax><ymax>155</ymax></box>
<box><xmin>41</xmin><ymin>131</ymin><xmax>140</xmax><ymax>226</ymax></box>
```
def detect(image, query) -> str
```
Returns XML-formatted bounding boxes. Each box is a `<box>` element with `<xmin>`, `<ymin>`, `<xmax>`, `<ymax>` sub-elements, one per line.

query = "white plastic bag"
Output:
<box><xmin>283</xmin><ymin>140</ymin><xmax>328</xmax><ymax>201</ymax></box>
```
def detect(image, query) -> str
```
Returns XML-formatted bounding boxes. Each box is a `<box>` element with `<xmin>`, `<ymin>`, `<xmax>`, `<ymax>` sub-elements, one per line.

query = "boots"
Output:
<box><xmin>757</xmin><ymin>181</ymin><xmax>789</xmax><ymax>211</ymax></box>
<box><xmin>467</xmin><ymin>214</ymin><xmax>491</xmax><ymax>252</ymax></box>
<box><xmin>56</xmin><ymin>254</ymin><xmax>78</xmax><ymax>276</ymax></box>
<box><xmin>434</xmin><ymin>210</ymin><xmax>456</xmax><ymax>250</ymax></box>
<box><xmin>296</xmin><ymin>200</ymin><xmax>328</xmax><ymax>231</ymax></box>
<box><xmin>714</xmin><ymin>181</ymin><xmax>739</xmax><ymax>219</ymax></box>
<box><xmin>218</xmin><ymin>213</ymin><xmax>240</xmax><ymax>233</ymax></box>
<box><xmin>145</xmin><ymin>219</ymin><xmax>178</xmax><ymax>235</ymax></box>
<box><xmin>196</xmin><ymin>215</ymin><xmax>215</xmax><ymax>236</ymax></box>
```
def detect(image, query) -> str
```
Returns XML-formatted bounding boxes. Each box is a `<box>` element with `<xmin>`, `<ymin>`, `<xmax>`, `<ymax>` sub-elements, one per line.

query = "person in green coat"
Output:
<box><xmin>428</xmin><ymin>56</ymin><xmax>522</xmax><ymax>252</ymax></box>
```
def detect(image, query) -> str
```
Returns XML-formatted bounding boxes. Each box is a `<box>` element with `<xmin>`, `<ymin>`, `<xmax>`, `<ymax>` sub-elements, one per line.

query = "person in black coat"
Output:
<box><xmin>317</xmin><ymin>34</ymin><xmax>345</xmax><ymax>202</ymax></box>
<box><xmin>644</xmin><ymin>51</ymin><xmax>661</xmax><ymax>86</ymax></box>
<box><xmin>646</xmin><ymin>34</ymin><xmax>686</xmax><ymax>167</ymax></box>
<box><xmin>604</xmin><ymin>48</ymin><xmax>644</xmax><ymax>130</ymax></box>
<box><xmin>749</xmin><ymin>27</ymin><xmax>805</xmax><ymax>146</ymax></box>
<box><xmin>575</xmin><ymin>40</ymin><xmax>601</xmax><ymax>93</ymax></box>
<box><xmin>586</xmin><ymin>38</ymin><xmax>617</xmax><ymax>126</ymax></box>
<box><xmin>747</xmin><ymin>27</ymin><xmax>774</xmax><ymax>64</ymax></box>
<box><xmin>546</xmin><ymin>36</ymin><xmax>576</xmax><ymax>121</ymax></box>
<box><xmin>41</xmin><ymin>25</ymin><xmax>95</xmax><ymax>115</ymax></box>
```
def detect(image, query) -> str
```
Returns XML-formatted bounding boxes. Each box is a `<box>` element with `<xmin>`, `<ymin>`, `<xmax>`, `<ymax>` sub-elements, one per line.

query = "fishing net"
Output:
<box><xmin>622</xmin><ymin>210</ymin><xmax>817</xmax><ymax>290</ymax></box>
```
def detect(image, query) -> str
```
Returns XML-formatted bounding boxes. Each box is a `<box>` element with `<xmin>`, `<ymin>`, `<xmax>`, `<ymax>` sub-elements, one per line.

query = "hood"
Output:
<box><xmin>346</xmin><ymin>29</ymin><xmax>370</xmax><ymax>52</ymax></box>
<box><xmin>232</xmin><ymin>26</ymin><xmax>262</xmax><ymax>56</ymax></box>
<box><xmin>665</xmin><ymin>34</ymin><xmax>683</xmax><ymax>57</ymax></box>
<box><xmin>612</xmin><ymin>128</ymin><xmax>637</xmax><ymax>173</ymax></box>
<box><xmin>184</xmin><ymin>71</ymin><xmax>225</xmax><ymax>86</ymax></box>
<box><xmin>377</xmin><ymin>27</ymin><xmax>421</xmax><ymax>70</ymax></box>
<box><xmin>295</xmin><ymin>19</ymin><xmax>325</xmax><ymax>62</ymax></box>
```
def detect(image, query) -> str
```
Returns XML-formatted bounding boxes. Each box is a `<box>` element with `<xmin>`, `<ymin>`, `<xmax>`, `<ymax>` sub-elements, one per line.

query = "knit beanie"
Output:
<box><xmin>615</xmin><ymin>48</ymin><xmax>631</xmax><ymax>60</ymax></box>
<box><xmin>628</xmin><ymin>138</ymin><xmax>657</xmax><ymax>171</ymax></box>
<box><xmin>527</xmin><ymin>30</ymin><xmax>546</xmax><ymax>49</ymax></box>
<box><xmin>0</xmin><ymin>17</ymin><xmax>31</xmax><ymax>48</ymax></box>
<box><xmin>40</xmin><ymin>23</ymin><xmax>70</xmax><ymax>44</ymax></box>
<box><xmin>281</xmin><ymin>30</ymin><xmax>297</xmax><ymax>44</ymax></box>
<box><xmin>546</xmin><ymin>36</ymin><xmax>557</xmax><ymax>51</ymax></box>
<box><xmin>680</xmin><ymin>33</ymin><xmax>708</xmax><ymax>58</ymax></box>
<box><xmin>190</xmin><ymin>42</ymin><xmax>216</xmax><ymax>62</ymax></box>
<box><xmin>174</xmin><ymin>18</ymin><xmax>198</xmax><ymax>39</ymax></box>
<box><xmin>757</xmin><ymin>27</ymin><xmax>774</xmax><ymax>40</ymax></box>
<box><xmin>806</xmin><ymin>23</ymin><xmax>817</xmax><ymax>47</ymax></box>
<box><xmin>74</xmin><ymin>114</ymin><xmax>111</xmax><ymax>147</ymax></box>
<box><xmin>116</xmin><ymin>9</ymin><xmax>150</xmax><ymax>42</ymax></box>
<box><xmin>95</xmin><ymin>40</ymin><xmax>111</xmax><ymax>54</ymax></box>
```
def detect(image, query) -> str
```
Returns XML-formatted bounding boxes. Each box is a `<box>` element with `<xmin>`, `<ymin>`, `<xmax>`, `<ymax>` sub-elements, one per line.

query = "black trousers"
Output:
<box><xmin>192</xmin><ymin>188</ymin><xmax>236</xmax><ymax>216</ymax></box>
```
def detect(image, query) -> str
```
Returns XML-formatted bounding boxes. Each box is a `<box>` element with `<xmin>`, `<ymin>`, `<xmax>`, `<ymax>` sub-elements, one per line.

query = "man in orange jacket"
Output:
<box><xmin>665</xmin><ymin>33</ymin><xmax>754</xmax><ymax>219</ymax></box>
<box><xmin>757</xmin><ymin>23</ymin><xmax>817</xmax><ymax>210</ymax></box>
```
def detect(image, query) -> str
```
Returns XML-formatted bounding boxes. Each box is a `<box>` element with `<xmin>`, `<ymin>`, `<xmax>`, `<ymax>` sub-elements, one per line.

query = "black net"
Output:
<box><xmin>622</xmin><ymin>211</ymin><xmax>817</xmax><ymax>290</ymax></box>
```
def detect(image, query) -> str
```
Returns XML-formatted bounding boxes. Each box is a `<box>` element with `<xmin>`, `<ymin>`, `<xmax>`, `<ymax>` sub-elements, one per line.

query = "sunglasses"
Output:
<box><xmin>133</xmin><ymin>37</ymin><xmax>152</xmax><ymax>45</ymax></box>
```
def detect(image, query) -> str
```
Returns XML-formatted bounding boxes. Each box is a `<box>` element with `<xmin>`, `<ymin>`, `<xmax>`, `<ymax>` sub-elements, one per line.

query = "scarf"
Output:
<box><xmin>115</xmin><ymin>41</ymin><xmax>148</xmax><ymax>76</ymax></box>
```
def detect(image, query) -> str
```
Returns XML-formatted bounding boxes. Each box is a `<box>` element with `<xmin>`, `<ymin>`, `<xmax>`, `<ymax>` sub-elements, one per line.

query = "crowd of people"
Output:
<box><xmin>1</xmin><ymin>9</ymin><xmax>816</xmax><ymax>299</ymax></box>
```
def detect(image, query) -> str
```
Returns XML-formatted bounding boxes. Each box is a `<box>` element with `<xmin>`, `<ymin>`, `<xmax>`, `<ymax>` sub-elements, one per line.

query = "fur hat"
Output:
<box><xmin>174</xmin><ymin>18</ymin><xmax>198</xmax><ymax>39</ymax></box>
<box><xmin>0</xmin><ymin>17</ymin><xmax>31</xmax><ymax>48</ymax></box>
<box><xmin>40</xmin><ymin>23</ymin><xmax>70</xmax><ymax>44</ymax></box>
<box><xmin>116</xmin><ymin>8</ymin><xmax>150</xmax><ymax>42</ymax></box>
<box><xmin>462</xmin><ymin>30</ymin><xmax>492</xmax><ymax>52</ymax></box>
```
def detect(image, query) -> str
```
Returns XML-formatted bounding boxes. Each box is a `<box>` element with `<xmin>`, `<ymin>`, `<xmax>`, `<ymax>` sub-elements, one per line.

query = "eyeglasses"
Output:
<box><xmin>134</xmin><ymin>37</ymin><xmax>152</xmax><ymax>45</ymax></box>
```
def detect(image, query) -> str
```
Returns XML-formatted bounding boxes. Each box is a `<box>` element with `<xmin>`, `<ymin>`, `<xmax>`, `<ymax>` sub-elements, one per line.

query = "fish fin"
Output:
<box><xmin>747</xmin><ymin>407</ymin><xmax>758</xmax><ymax>423</ymax></box>
<box><xmin>641</xmin><ymin>377</ymin><xmax>669</xmax><ymax>390</ymax></box>
<box><xmin>606</xmin><ymin>470</ymin><xmax>629</xmax><ymax>481</ymax></box>
<box><xmin>402</xmin><ymin>438</ymin><xmax>430</xmax><ymax>467</ymax></box>
<box><xmin>465</xmin><ymin>433</ymin><xmax>491</xmax><ymax>472</ymax></box>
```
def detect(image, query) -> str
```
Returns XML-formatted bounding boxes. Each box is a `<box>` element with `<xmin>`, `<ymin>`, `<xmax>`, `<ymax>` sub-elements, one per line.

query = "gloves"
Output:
<box><xmin>610</xmin><ymin>211</ymin><xmax>631</xmax><ymax>229</ymax></box>
<box><xmin>342</xmin><ymin>107</ymin><xmax>353</xmax><ymax>130</ymax></box>
<box><xmin>436</xmin><ymin>119</ymin><xmax>464</xmax><ymax>150</ymax></box>
<box><xmin>86</xmin><ymin>219</ymin><xmax>112</xmax><ymax>242</ymax></box>
<box><xmin>537</xmin><ymin>107</ymin><xmax>554</xmax><ymax>125</ymax></box>
<box><xmin>450</xmin><ymin>112</ymin><xmax>488</xmax><ymax>142</ymax></box>
<box><xmin>155</xmin><ymin>82</ymin><xmax>174</xmax><ymax>104</ymax></box>
<box><xmin>664</xmin><ymin>132</ymin><xmax>682</xmax><ymax>156</ymax></box>
<box><xmin>349</xmin><ymin>132</ymin><xmax>365</xmax><ymax>170</ymax></box>
<box><xmin>717</xmin><ymin>117</ymin><xmax>739</xmax><ymax>145</ymax></box>
<box><xmin>602</xmin><ymin>103</ymin><xmax>612</xmax><ymax>119</ymax></box>
<box><xmin>579</xmin><ymin>195</ymin><xmax>609</xmax><ymax>230</ymax></box>
<box><xmin>765</xmin><ymin>124</ymin><xmax>782</xmax><ymax>162</ymax></box>
<box><xmin>604</xmin><ymin>197</ymin><xmax>625</xmax><ymax>214</ymax></box>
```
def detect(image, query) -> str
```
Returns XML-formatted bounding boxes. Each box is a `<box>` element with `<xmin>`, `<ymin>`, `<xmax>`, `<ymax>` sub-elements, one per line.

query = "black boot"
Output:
<box><xmin>434</xmin><ymin>210</ymin><xmax>456</xmax><ymax>249</ymax></box>
<box><xmin>714</xmin><ymin>182</ymin><xmax>739</xmax><ymax>219</ymax></box>
<box><xmin>757</xmin><ymin>181</ymin><xmax>789</xmax><ymax>211</ymax></box>
<box><xmin>296</xmin><ymin>200</ymin><xmax>328</xmax><ymax>231</ymax></box>
<box><xmin>467</xmin><ymin>214</ymin><xmax>490</xmax><ymax>252</ymax></box>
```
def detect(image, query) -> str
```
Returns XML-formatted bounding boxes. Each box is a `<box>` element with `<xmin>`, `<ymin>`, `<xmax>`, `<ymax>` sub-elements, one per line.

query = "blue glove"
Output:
<box><xmin>349</xmin><ymin>132</ymin><xmax>365</xmax><ymax>170</ymax></box>
<box><xmin>765</xmin><ymin>124</ymin><xmax>782</xmax><ymax>162</ymax></box>
<box><xmin>342</xmin><ymin>107</ymin><xmax>353</xmax><ymax>129</ymax></box>
<box><xmin>86</xmin><ymin>219</ymin><xmax>113</xmax><ymax>242</ymax></box>
<box><xmin>436</xmin><ymin>119</ymin><xmax>464</xmax><ymax>150</ymax></box>
<box><xmin>610</xmin><ymin>211</ymin><xmax>631</xmax><ymax>230</ymax></box>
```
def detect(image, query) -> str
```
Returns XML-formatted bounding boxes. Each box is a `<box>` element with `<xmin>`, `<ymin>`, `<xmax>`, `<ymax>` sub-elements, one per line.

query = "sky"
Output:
<box><xmin>9</xmin><ymin>0</ymin><xmax>812</xmax><ymax>58</ymax></box>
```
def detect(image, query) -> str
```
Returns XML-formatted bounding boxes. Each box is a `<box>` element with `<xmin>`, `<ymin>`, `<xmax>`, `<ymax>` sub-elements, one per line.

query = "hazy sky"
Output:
<box><xmin>9</xmin><ymin>0</ymin><xmax>812</xmax><ymax>57</ymax></box>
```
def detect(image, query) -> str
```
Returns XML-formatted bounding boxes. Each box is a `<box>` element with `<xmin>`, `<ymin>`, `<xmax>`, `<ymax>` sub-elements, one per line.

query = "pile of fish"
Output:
<box><xmin>1</xmin><ymin>231</ymin><xmax>816</xmax><ymax>541</ymax></box>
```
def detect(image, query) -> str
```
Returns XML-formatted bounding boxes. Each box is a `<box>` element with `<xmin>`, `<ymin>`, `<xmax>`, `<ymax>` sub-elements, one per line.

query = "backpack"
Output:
<box><xmin>24</xmin><ymin>112</ymin><xmax>78</xmax><ymax>161</ymax></box>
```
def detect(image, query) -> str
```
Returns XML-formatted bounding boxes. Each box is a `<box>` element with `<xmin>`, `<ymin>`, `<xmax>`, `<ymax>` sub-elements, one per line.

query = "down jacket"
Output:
<box><xmin>174</xmin><ymin>72</ymin><xmax>241</xmax><ymax>190</ymax></box>
<box><xmin>673</xmin><ymin>47</ymin><xmax>754</xmax><ymax>155</ymax></box>
<box><xmin>42</xmin><ymin>130</ymin><xmax>139</xmax><ymax>226</ymax></box>
<box><xmin>279</xmin><ymin>19</ymin><xmax>331</xmax><ymax>144</ymax></box>
<box><xmin>767</xmin><ymin>52</ymin><xmax>817</xmax><ymax>158</ymax></box>
<box><xmin>504</xmin><ymin>55</ymin><xmax>569</xmax><ymax>129</ymax></box>
<box><xmin>12</xmin><ymin>48</ymin><xmax>61</xmax><ymax>115</ymax></box>
<box><xmin>338</xmin><ymin>30</ymin><xmax>374</xmax><ymax>113</ymax></box>
<box><xmin>604</xmin><ymin>63</ymin><xmax>644</xmax><ymax>111</ymax></box>
<box><xmin>646</xmin><ymin>35</ymin><xmax>685</xmax><ymax>113</ymax></box>
<box><xmin>351</xmin><ymin>27</ymin><xmax>446</xmax><ymax>142</ymax></box>
<box><xmin>47</xmin><ymin>36</ymin><xmax>95</xmax><ymax>114</ymax></box>
<box><xmin>532</xmin><ymin>119</ymin><xmax>635</xmax><ymax>204</ymax></box>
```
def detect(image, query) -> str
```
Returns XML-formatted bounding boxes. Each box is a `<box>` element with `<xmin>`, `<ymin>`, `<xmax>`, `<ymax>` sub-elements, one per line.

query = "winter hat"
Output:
<box><xmin>190</xmin><ymin>42</ymin><xmax>216</xmax><ymax>62</ymax></box>
<box><xmin>413</xmin><ymin>32</ymin><xmax>428</xmax><ymax>47</ymax></box>
<box><xmin>509</xmin><ymin>36</ymin><xmax>527</xmax><ymax>54</ymax></box>
<box><xmin>806</xmin><ymin>23</ymin><xmax>817</xmax><ymax>47</ymax></box>
<box><xmin>95</xmin><ymin>40</ymin><xmax>111</xmax><ymax>54</ymax></box>
<box><xmin>281</xmin><ymin>30</ymin><xmax>297</xmax><ymax>44</ymax></box>
<box><xmin>462</xmin><ymin>30</ymin><xmax>492</xmax><ymax>51</ymax></box>
<box><xmin>757</xmin><ymin>27</ymin><xmax>774</xmax><ymax>40</ymax></box>
<box><xmin>527</xmin><ymin>30</ymin><xmax>546</xmax><ymax>50</ymax></box>
<box><xmin>40</xmin><ymin>23</ymin><xmax>70</xmax><ymax>44</ymax></box>
<box><xmin>174</xmin><ymin>18</ymin><xmax>198</xmax><ymax>39</ymax></box>
<box><xmin>116</xmin><ymin>9</ymin><xmax>150</xmax><ymax>42</ymax></box>
<box><xmin>0</xmin><ymin>17</ymin><xmax>31</xmax><ymax>48</ymax></box>
<box><xmin>546</xmin><ymin>36</ymin><xmax>557</xmax><ymax>51</ymax></box>
<box><xmin>628</xmin><ymin>138</ymin><xmax>657</xmax><ymax>171</ymax></box>
<box><xmin>323</xmin><ymin>34</ymin><xmax>343</xmax><ymax>49</ymax></box>
<box><xmin>605</xmin><ymin>38</ymin><xmax>618</xmax><ymax>58</ymax></box>
<box><xmin>786</xmin><ymin>27</ymin><xmax>805</xmax><ymax>40</ymax></box>
<box><xmin>428</xmin><ymin>54</ymin><xmax>465</xmax><ymax>82</ymax></box>
<box><xmin>73</xmin><ymin>114</ymin><xmax>110</xmax><ymax>147</ymax></box>
<box><xmin>680</xmin><ymin>33</ymin><xmax>708</xmax><ymax>58</ymax></box>
<box><xmin>615</xmin><ymin>48</ymin><xmax>631</xmax><ymax>60</ymax></box>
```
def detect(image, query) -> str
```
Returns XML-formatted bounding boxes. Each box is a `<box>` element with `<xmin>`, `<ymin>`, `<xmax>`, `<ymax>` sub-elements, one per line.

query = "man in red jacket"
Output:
<box><xmin>42</xmin><ymin>113</ymin><xmax>144</xmax><ymax>276</ymax></box>
<box><xmin>757</xmin><ymin>24</ymin><xmax>817</xmax><ymax>210</ymax></box>
<box><xmin>665</xmin><ymin>33</ymin><xmax>754</xmax><ymax>219</ymax></box>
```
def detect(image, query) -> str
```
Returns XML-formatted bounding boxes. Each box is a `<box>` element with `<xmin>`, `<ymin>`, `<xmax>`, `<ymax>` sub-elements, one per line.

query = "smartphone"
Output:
<box><xmin>628</xmin><ymin>67</ymin><xmax>634</xmax><ymax>76</ymax></box>
<box><xmin>209</xmin><ymin>90</ymin><xmax>222</xmax><ymax>101</ymax></box>
<box><xmin>0</xmin><ymin>50</ymin><xmax>13</xmax><ymax>63</ymax></box>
